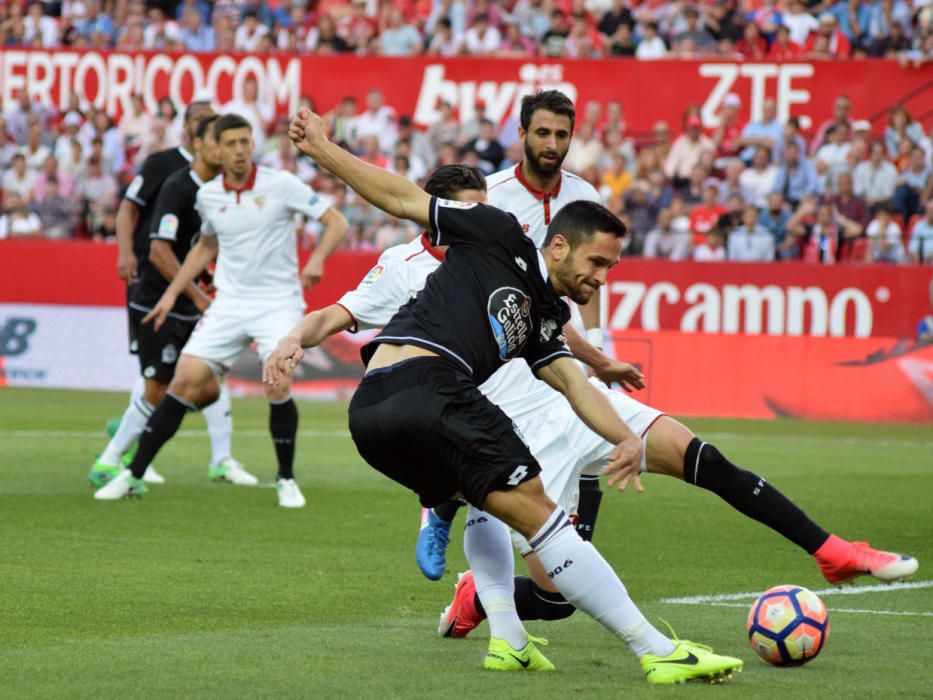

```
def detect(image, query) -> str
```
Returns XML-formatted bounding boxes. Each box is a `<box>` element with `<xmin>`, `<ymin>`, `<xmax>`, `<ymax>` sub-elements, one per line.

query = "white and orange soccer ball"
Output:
<box><xmin>747</xmin><ymin>585</ymin><xmax>830</xmax><ymax>666</ymax></box>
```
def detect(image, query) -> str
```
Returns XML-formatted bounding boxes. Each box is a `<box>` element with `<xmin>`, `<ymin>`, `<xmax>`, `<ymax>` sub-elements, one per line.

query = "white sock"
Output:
<box><xmin>202</xmin><ymin>380</ymin><xmax>233</xmax><ymax>465</ymax></box>
<box><xmin>529</xmin><ymin>508</ymin><xmax>675</xmax><ymax>658</ymax></box>
<box><xmin>463</xmin><ymin>506</ymin><xmax>526</xmax><ymax>650</ymax></box>
<box><xmin>130</xmin><ymin>375</ymin><xmax>145</xmax><ymax>404</ymax></box>
<box><xmin>100</xmin><ymin>397</ymin><xmax>153</xmax><ymax>466</ymax></box>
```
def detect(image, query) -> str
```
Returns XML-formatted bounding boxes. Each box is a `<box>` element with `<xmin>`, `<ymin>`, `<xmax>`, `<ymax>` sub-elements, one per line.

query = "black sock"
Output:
<box><xmin>270</xmin><ymin>398</ymin><xmax>298</xmax><ymax>480</ymax></box>
<box><xmin>433</xmin><ymin>500</ymin><xmax>463</xmax><ymax>523</ymax></box>
<box><xmin>473</xmin><ymin>576</ymin><xmax>575</xmax><ymax>621</ymax></box>
<box><xmin>575</xmin><ymin>474</ymin><xmax>603</xmax><ymax>542</ymax></box>
<box><xmin>127</xmin><ymin>394</ymin><xmax>190</xmax><ymax>479</ymax></box>
<box><xmin>683</xmin><ymin>437</ymin><xmax>830</xmax><ymax>554</ymax></box>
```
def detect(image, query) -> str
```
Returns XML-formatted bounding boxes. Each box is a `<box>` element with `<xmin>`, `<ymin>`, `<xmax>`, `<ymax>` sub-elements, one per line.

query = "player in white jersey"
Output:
<box><xmin>417</xmin><ymin>90</ymin><xmax>609</xmax><ymax>578</ymax></box>
<box><xmin>95</xmin><ymin>114</ymin><xmax>349</xmax><ymax>508</ymax></box>
<box><xmin>265</xmin><ymin>164</ymin><xmax>918</xmax><ymax>638</ymax></box>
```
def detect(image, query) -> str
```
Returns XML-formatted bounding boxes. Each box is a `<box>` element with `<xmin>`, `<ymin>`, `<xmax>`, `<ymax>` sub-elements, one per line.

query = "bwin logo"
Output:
<box><xmin>548</xmin><ymin>559</ymin><xmax>574</xmax><ymax>578</ymax></box>
<box><xmin>0</xmin><ymin>318</ymin><xmax>37</xmax><ymax>357</ymax></box>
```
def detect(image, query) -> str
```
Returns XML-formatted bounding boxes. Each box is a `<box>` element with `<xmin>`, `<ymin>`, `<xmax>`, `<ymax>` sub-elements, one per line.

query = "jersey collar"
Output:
<box><xmin>514</xmin><ymin>162</ymin><xmax>562</xmax><ymax>200</ymax></box>
<box><xmin>178</xmin><ymin>146</ymin><xmax>193</xmax><ymax>162</ymax></box>
<box><xmin>420</xmin><ymin>231</ymin><xmax>445</xmax><ymax>261</ymax></box>
<box><xmin>223</xmin><ymin>164</ymin><xmax>258</xmax><ymax>193</ymax></box>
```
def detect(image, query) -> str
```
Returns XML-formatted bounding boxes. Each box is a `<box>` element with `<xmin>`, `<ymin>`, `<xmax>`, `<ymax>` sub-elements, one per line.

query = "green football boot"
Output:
<box><xmin>484</xmin><ymin>635</ymin><xmax>555</xmax><ymax>672</ymax></box>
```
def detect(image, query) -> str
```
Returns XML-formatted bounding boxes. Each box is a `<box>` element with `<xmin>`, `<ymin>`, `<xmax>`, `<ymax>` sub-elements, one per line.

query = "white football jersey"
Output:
<box><xmin>338</xmin><ymin>233</ymin><xmax>562</xmax><ymax>420</ymax></box>
<box><xmin>486</xmin><ymin>164</ymin><xmax>601</xmax><ymax>247</ymax></box>
<box><xmin>196</xmin><ymin>166</ymin><xmax>332</xmax><ymax>300</ymax></box>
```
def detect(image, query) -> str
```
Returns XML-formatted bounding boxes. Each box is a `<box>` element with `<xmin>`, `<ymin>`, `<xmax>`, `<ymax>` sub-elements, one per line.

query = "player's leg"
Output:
<box><xmin>416</xmin><ymin>499</ymin><xmax>463</xmax><ymax>580</ymax></box>
<box><xmin>481</xmin><ymin>480</ymin><xmax>742</xmax><ymax>683</ymax></box>
<box><xmin>645</xmin><ymin>416</ymin><xmax>919</xmax><ymax>584</ymax></box>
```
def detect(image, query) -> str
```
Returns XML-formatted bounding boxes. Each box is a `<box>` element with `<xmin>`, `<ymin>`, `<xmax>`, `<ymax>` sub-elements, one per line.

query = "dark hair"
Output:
<box><xmin>543</xmin><ymin>200</ymin><xmax>626</xmax><ymax>247</ymax></box>
<box><xmin>195</xmin><ymin>113</ymin><xmax>219</xmax><ymax>141</ymax></box>
<box><xmin>184</xmin><ymin>99</ymin><xmax>212</xmax><ymax>123</ymax></box>
<box><xmin>520</xmin><ymin>90</ymin><xmax>575</xmax><ymax>132</ymax></box>
<box><xmin>424</xmin><ymin>164</ymin><xmax>487</xmax><ymax>199</ymax></box>
<box><xmin>214</xmin><ymin>113</ymin><xmax>252</xmax><ymax>140</ymax></box>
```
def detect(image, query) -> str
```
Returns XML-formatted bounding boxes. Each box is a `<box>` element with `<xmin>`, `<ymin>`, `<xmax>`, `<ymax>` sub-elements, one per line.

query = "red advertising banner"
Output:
<box><xmin>1</xmin><ymin>240</ymin><xmax>930</xmax><ymax>422</ymax></box>
<box><xmin>1</xmin><ymin>49</ymin><xmax>930</xmax><ymax>135</ymax></box>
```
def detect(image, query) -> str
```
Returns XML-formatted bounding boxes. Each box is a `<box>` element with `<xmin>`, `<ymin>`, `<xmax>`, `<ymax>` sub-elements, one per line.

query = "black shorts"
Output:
<box><xmin>348</xmin><ymin>357</ymin><xmax>541</xmax><ymax>508</ymax></box>
<box><xmin>126</xmin><ymin>283</ymin><xmax>139</xmax><ymax>354</ymax></box>
<box><xmin>131</xmin><ymin>307</ymin><xmax>197</xmax><ymax>382</ymax></box>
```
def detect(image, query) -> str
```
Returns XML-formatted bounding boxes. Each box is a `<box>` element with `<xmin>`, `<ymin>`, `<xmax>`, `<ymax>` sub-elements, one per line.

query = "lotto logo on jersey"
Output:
<box><xmin>539</xmin><ymin>318</ymin><xmax>558</xmax><ymax>342</ymax></box>
<box><xmin>487</xmin><ymin>287</ymin><xmax>531</xmax><ymax>361</ymax></box>
<box><xmin>158</xmin><ymin>214</ymin><xmax>179</xmax><ymax>240</ymax></box>
<box><xmin>360</xmin><ymin>264</ymin><xmax>386</xmax><ymax>288</ymax></box>
<box><xmin>439</xmin><ymin>199</ymin><xmax>478</xmax><ymax>210</ymax></box>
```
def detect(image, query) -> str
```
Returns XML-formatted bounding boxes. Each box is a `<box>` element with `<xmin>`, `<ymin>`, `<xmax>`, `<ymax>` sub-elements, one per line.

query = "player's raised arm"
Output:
<box><xmin>536</xmin><ymin>355</ymin><xmax>643</xmax><ymax>491</ymax></box>
<box><xmin>289</xmin><ymin>107</ymin><xmax>431</xmax><ymax>229</ymax></box>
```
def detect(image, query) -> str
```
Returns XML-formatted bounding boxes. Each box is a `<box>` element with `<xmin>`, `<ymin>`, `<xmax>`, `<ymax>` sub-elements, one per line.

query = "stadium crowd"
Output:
<box><xmin>3</xmin><ymin>0</ymin><xmax>933</xmax><ymax>61</ymax></box>
<box><xmin>2</xmin><ymin>80</ymin><xmax>932</xmax><ymax>264</ymax></box>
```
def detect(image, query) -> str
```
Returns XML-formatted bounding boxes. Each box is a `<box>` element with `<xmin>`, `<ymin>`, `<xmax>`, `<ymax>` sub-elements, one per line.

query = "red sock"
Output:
<box><xmin>814</xmin><ymin>534</ymin><xmax>850</xmax><ymax>563</ymax></box>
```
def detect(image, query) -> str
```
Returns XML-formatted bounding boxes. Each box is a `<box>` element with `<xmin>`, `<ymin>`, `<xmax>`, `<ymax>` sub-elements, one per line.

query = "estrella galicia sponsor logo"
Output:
<box><xmin>487</xmin><ymin>287</ymin><xmax>531</xmax><ymax>360</ymax></box>
<box><xmin>0</xmin><ymin>317</ymin><xmax>37</xmax><ymax>357</ymax></box>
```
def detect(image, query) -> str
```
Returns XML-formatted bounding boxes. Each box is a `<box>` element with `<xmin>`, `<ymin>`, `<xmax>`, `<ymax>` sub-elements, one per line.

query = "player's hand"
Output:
<box><xmin>117</xmin><ymin>250</ymin><xmax>138</xmax><ymax>282</ymax></box>
<box><xmin>603</xmin><ymin>436</ymin><xmax>643</xmax><ymax>492</ymax></box>
<box><xmin>289</xmin><ymin>107</ymin><xmax>328</xmax><ymax>157</ymax></box>
<box><xmin>263</xmin><ymin>335</ymin><xmax>305</xmax><ymax>386</ymax></box>
<box><xmin>595</xmin><ymin>361</ymin><xmax>645</xmax><ymax>393</ymax></box>
<box><xmin>143</xmin><ymin>291</ymin><xmax>177</xmax><ymax>331</ymax></box>
<box><xmin>300</xmin><ymin>253</ymin><xmax>325</xmax><ymax>288</ymax></box>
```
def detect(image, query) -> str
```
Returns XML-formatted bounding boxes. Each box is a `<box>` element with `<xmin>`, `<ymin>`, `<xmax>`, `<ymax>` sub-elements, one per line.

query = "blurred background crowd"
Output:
<box><xmin>0</xmin><ymin>0</ymin><xmax>931</xmax><ymax>264</ymax></box>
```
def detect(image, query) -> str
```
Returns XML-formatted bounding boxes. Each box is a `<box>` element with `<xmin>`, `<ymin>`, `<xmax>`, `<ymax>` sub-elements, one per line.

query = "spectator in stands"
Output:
<box><xmin>463</xmin><ymin>12</ymin><xmax>501</xmax><ymax>55</ymax></box>
<box><xmin>681</xmin><ymin>164</ymin><xmax>709</xmax><ymax>206</ymax></box>
<box><xmin>806</xmin><ymin>13</ymin><xmax>851</xmax><ymax>56</ymax></box>
<box><xmin>77</xmin><ymin>0</ymin><xmax>116</xmax><ymax>45</ymax></box>
<box><xmin>379</xmin><ymin>6</ymin><xmax>422</xmax><ymax>56</ymax></box>
<box><xmin>118</xmin><ymin>94</ymin><xmax>154</xmax><ymax>154</ymax></box>
<box><xmin>355</xmin><ymin>89</ymin><xmax>397</xmax><ymax>155</ymax></box>
<box><xmin>541</xmin><ymin>9</ymin><xmax>570</xmax><ymax>56</ymax></box>
<box><xmin>636</xmin><ymin>21</ymin><xmax>668</xmax><ymax>58</ymax></box>
<box><xmin>853</xmin><ymin>140</ymin><xmax>898</xmax><ymax>209</ymax></box>
<box><xmin>463</xmin><ymin>119</ymin><xmax>505</xmax><ymax>174</ymax></box>
<box><xmin>908</xmin><ymin>198</ymin><xmax>933</xmax><ymax>264</ymax></box>
<box><xmin>35</xmin><ymin>177</ymin><xmax>78</xmax><ymax>240</ymax></box>
<box><xmin>693</xmin><ymin>225</ymin><xmax>727</xmax><ymax>261</ymax></box>
<box><xmin>358</xmin><ymin>135</ymin><xmax>391</xmax><ymax>169</ymax></box>
<box><xmin>425</xmin><ymin>0</ymin><xmax>467</xmax><ymax>36</ymax></box>
<box><xmin>768</xmin><ymin>24</ymin><xmax>804</xmax><ymax>60</ymax></box>
<box><xmin>664</xmin><ymin>114</ymin><xmax>714</xmax><ymax>186</ymax></box>
<box><xmin>774</xmin><ymin>140</ymin><xmax>820</xmax><ymax>207</ymax></box>
<box><xmin>871</xmin><ymin>19</ymin><xmax>911</xmax><ymax>56</ymax></box>
<box><xmin>143</xmin><ymin>6</ymin><xmax>181</xmax><ymax>49</ymax></box>
<box><xmin>894</xmin><ymin>145</ymin><xmax>932</xmax><ymax>219</ymax></box>
<box><xmin>427</xmin><ymin>17</ymin><xmax>463</xmax><ymax>55</ymax></box>
<box><xmin>599</xmin><ymin>0</ymin><xmax>634</xmax><ymax>42</ymax></box>
<box><xmin>5</xmin><ymin>91</ymin><xmax>40</xmax><ymax>144</ymax></box>
<box><xmin>710</xmin><ymin>93</ymin><xmax>744</xmax><ymax>165</ymax></box>
<box><xmin>736</xmin><ymin>22</ymin><xmax>768</xmax><ymax>58</ymax></box>
<box><xmin>811</xmin><ymin>94</ymin><xmax>854</xmax><ymax>155</ymax></box>
<box><xmin>814</xmin><ymin>122</ymin><xmax>852</xmax><ymax>193</ymax></box>
<box><xmin>689</xmin><ymin>180</ymin><xmax>727</xmax><ymax>244</ymax></box>
<box><xmin>80</xmin><ymin>110</ymin><xmax>124</xmax><ymax>174</ymax></box>
<box><xmin>498</xmin><ymin>23</ymin><xmax>537</xmax><ymax>56</ymax></box>
<box><xmin>885</xmin><ymin>106</ymin><xmax>927</xmax><ymax>160</ymax></box>
<box><xmin>759</xmin><ymin>191</ymin><xmax>797</xmax><ymax>259</ymax></box>
<box><xmin>309</xmin><ymin>14</ymin><xmax>351</xmax><ymax>53</ymax></box>
<box><xmin>233</xmin><ymin>9</ymin><xmax>268</xmax><ymax>51</ymax></box>
<box><xmin>787</xmin><ymin>196</ymin><xmax>862</xmax><ymax>263</ymax></box>
<box><xmin>2</xmin><ymin>153</ymin><xmax>36</xmax><ymax>203</ymax></box>
<box><xmin>643</xmin><ymin>201</ymin><xmax>692</xmax><ymax>260</ymax></box>
<box><xmin>739</xmin><ymin>146</ymin><xmax>778</xmax><ymax>208</ymax></box>
<box><xmin>782</xmin><ymin>0</ymin><xmax>819</xmax><ymax>44</ymax></box>
<box><xmin>224</xmin><ymin>76</ymin><xmax>273</xmax><ymax>151</ymax></box>
<box><xmin>674</xmin><ymin>6</ymin><xmax>716</xmax><ymax>54</ymax></box>
<box><xmin>828</xmin><ymin>171</ymin><xmax>871</xmax><ymax>230</ymax></box>
<box><xmin>564</xmin><ymin>120</ymin><xmax>603</xmax><ymax>173</ymax></box>
<box><xmin>623</xmin><ymin>184</ymin><xmax>660</xmax><ymax>254</ymax></box>
<box><xmin>180</xmin><ymin>3</ymin><xmax>216</xmax><ymax>51</ymax></box>
<box><xmin>33</xmin><ymin>156</ymin><xmax>74</xmax><ymax>202</ymax></box>
<box><xmin>20</xmin><ymin>118</ymin><xmax>51</xmax><ymax>171</ymax></box>
<box><xmin>75</xmin><ymin>155</ymin><xmax>117</xmax><ymax>230</ymax></box>
<box><xmin>600</xmin><ymin>152</ymin><xmax>633</xmax><ymax>199</ymax></box>
<box><xmin>0</xmin><ymin>192</ymin><xmax>42</xmax><ymax>239</ymax></box>
<box><xmin>865</xmin><ymin>205</ymin><xmax>906</xmax><ymax>263</ymax></box>
<box><xmin>717</xmin><ymin>158</ymin><xmax>744</xmax><ymax>203</ymax></box>
<box><xmin>24</xmin><ymin>1</ymin><xmax>58</xmax><ymax>46</ymax></box>
<box><xmin>0</xmin><ymin>116</ymin><xmax>16</xmax><ymax>169</ymax></box>
<box><xmin>717</xmin><ymin>192</ymin><xmax>746</xmax><ymax>234</ymax></box>
<box><xmin>608</xmin><ymin>22</ymin><xmax>637</xmax><ymax>56</ymax></box>
<box><xmin>728</xmin><ymin>205</ymin><xmax>776</xmax><ymax>261</ymax></box>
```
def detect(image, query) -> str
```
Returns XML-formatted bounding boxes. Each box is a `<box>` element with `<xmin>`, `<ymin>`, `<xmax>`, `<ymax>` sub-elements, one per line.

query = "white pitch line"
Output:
<box><xmin>0</xmin><ymin>428</ymin><xmax>351</xmax><ymax>439</ymax></box>
<box><xmin>660</xmin><ymin>580</ymin><xmax>933</xmax><ymax>605</ymax></box>
<box><xmin>695</xmin><ymin>601</ymin><xmax>933</xmax><ymax>618</ymax></box>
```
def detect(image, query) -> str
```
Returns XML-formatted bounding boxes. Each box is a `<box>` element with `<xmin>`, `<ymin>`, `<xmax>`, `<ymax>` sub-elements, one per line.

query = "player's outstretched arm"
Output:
<box><xmin>301</xmin><ymin>207</ymin><xmax>349</xmax><ymax>288</ymax></box>
<box><xmin>143</xmin><ymin>234</ymin><xmax>218</xmax><ymax>330</ymax></box>
<box><xmin>537</xmin><ymin>356</ymin><xmax>643</xmax><ymax>491</ymax></box>
<box><xmin>115</xmin><ymin>199</ymin><xmax>140</xmax><ymax>281</ymax></box>
<box><xmin>562</xmin><ymin>324</ymin><xmax>645</xmax><ymax>392</ymax></box>
<box><xmin>263</xmin><ymin>305</ymin><xmax>355</xmax><ymax>386</ymax></box>
<box><xmin>149</xmin><ymin>240</ymin><xmax>212</xmax><ymax>312</ymax></box>
<box><xmin>289</xmin><ymin>107</ymin><xmax>431</xmax><ymax>229</ymax></box>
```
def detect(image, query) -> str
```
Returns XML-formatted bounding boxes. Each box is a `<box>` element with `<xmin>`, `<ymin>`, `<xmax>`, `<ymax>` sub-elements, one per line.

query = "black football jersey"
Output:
<box><xmin>123</xmin><ymin>146</ymin><xmax>193</xmax><ymax>266</ymax></box>
<box><xmin>130</xmin><ymin>168</ymin><xmax>207</xmax><ymax>319</ymax></box>
<box><xmin>362</xmin><ymin>197</ymin><xmax>572</xmax><ymax>384</ymax></box>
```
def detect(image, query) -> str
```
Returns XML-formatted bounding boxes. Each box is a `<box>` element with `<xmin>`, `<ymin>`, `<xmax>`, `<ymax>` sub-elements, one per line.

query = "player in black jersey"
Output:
<box><xmin>283</xmin><ymin>107</ymin><xmax>744</xmax><ymax>683</ymax></box>
<box><xmin>89</xmin><ymin>100</ymin><xmax>213</xmax><ymax>489</ymax></box>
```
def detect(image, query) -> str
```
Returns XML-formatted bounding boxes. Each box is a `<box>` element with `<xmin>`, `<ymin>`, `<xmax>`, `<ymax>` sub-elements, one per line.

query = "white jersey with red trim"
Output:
<box><xmin>196</xmin><ymin>165</ymin><xmax>332</xmax><ymax>301</ymax></box>
<box><xmin>485</xmin><ymin>164</ymin><xmax>601</xmax><ymax>247</ymax></box>
<box><xmin>337</xmin><ymin>234</ymin><xmax>576</xmax><ymax>419</ymax></box>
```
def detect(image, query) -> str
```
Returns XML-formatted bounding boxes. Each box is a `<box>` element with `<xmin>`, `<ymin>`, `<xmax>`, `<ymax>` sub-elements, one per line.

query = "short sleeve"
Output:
<box><xmin>125</xmin><ymin>153</ymin><xmax>167</xmax><ymax>206</ymax></box>
<box><xmin>336</xmin><ymin>257</ymin><xmax>414</xmax><ymax>331</ymax></box>
<box><xmin>427</xmin><ymin>196</ymin><xmax>519</xmax><ymax>248</ymax></box>
<box><xmin>148</xmin><ymin>177</ymin><xmax>190</xmax><ymax>241</ymax></box>
<box><xmin>194</xmin><ymin>190</ymin><xmax>216</xmax><ymax>237</ymax></box>
<box><xmin>525</xmin><ymin>301</ymin><xmax>573</xmax><ymax>376</ymax></box>
<box><xmin>281</xmin><ymin>171</ymin><xmax>333</xmax><ymax>220</ymax></box>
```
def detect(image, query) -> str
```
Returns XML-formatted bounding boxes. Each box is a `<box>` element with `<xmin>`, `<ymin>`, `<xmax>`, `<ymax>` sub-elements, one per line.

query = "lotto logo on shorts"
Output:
<box><xmin>360</xmin><ymin>264</ymin><xmax>385</xmax><ymax>288</ymax></box>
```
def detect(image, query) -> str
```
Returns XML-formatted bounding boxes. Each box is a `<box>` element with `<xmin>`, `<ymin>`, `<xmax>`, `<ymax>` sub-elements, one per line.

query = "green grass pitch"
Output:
<box><xmin>1</xmin><ymin>387</ymin><xmax>931</xmax><ymax>698</ymax></box>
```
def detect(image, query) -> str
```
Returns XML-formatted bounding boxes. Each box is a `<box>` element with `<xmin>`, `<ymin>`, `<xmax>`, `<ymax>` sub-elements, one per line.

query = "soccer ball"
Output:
<box><xmin>747</xmin><ymin>585</ymin><xmax>830</xmax><ymax>666</ymax></box>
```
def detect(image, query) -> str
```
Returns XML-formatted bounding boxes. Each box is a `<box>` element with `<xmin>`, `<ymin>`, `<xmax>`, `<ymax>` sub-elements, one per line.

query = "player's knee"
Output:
<box><xmin>196</xmin><ymin>377</ymin><xmax>221</xmax><ymax>408</ymax></box>
<box><xmin>264</xmin><ymin>380</ymin><xmax>291</xmax><ymax>403</ymax></box>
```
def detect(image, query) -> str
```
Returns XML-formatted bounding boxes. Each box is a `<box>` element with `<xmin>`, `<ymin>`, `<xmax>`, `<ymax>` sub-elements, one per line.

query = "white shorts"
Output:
<box><xmin>511</xmin><ymin>378</ymin><xmax>665</xmax><ymax>554</ymax></box>
<box><xmin>181</xmin><ymin>294</ymin><xmax>305</xmax><ymax>371</ymax></box>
